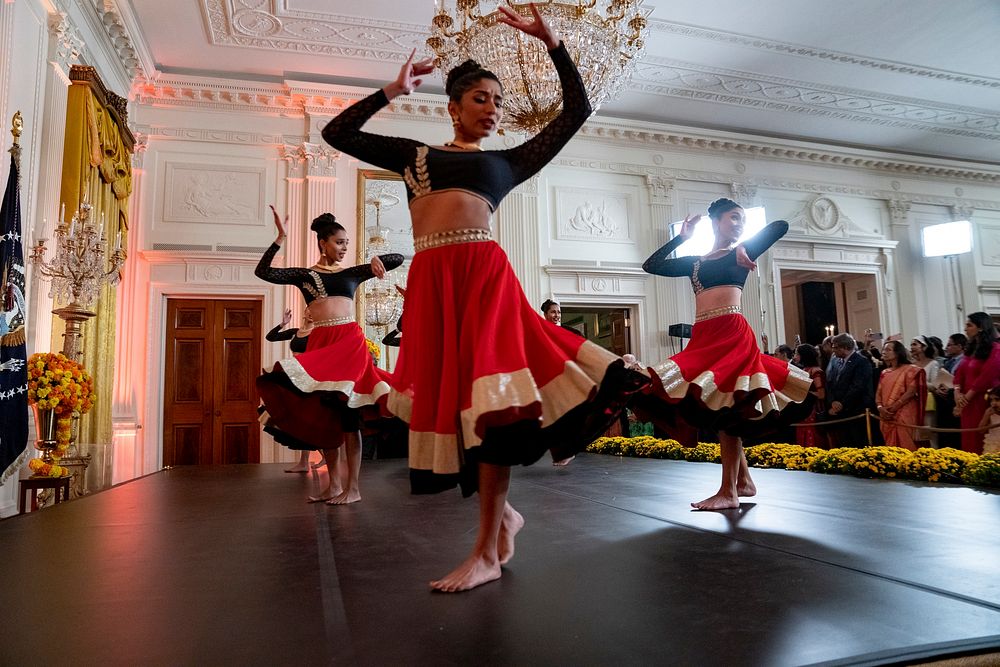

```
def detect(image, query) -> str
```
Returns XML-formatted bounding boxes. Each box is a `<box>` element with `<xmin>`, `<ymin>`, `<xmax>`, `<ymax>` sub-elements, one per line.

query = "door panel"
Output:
<box><xmin>164</xmin><ymin>298</ymin><xmax>262</xmax><ymax>465</ymax></box>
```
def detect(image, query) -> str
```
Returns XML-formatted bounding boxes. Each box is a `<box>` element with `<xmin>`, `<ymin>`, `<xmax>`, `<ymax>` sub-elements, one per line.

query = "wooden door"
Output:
<box><xmin>163</xmin><ymin>299</ymin><xmax>262</xmax><ymax>465</ymax></box>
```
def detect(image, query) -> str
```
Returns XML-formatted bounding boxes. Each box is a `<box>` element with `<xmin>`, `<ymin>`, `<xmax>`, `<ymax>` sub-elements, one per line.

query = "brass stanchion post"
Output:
<box><xmin>865</xmin><ymin>408</ymin><xmax>873</xmax><ymax>447</ymax></box>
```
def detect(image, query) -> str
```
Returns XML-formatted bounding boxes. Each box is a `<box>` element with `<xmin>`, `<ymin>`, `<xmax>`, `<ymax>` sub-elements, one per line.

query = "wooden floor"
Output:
<box><xmin>1</xmin><ymin>454</ymin><xmax>998</xmax><ymax>666</ymax></box>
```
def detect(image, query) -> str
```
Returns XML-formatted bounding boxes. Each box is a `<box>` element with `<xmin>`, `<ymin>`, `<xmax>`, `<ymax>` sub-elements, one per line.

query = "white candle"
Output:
<box><xmin>68</xmin><ymin>219</ymin><xmax>76</xmax><ymax>237</ymax></box>
<box><xmin>115</xmin><ymin>230</ymin><xmax>122</xmax><ymax>250</ymax></box>
<box><xmin>60</xmin><ymin>203</ymin><xmax>65</xmax><ymax>224</ymax></box>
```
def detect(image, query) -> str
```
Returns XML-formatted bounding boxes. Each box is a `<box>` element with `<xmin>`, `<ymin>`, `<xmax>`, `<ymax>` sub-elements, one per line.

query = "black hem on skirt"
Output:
<box><xmin>409</xmin><ymin>360</ymin><xmax>650</xmax><ymax>497</ymax></box>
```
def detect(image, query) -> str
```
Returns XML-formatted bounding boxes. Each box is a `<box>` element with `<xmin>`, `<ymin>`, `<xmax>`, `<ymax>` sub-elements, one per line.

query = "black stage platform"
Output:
<box><xmin>2</xmin><ymin>454</ymin><xmax>998</xmax><ymax>666</ymax></box>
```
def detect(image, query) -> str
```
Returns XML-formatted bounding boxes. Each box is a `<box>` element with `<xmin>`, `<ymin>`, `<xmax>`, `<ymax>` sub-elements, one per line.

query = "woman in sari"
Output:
<box><xmin>875</xmin><ymin>340</ymin><xmax>926</xmax><ymax>450</ymax></box>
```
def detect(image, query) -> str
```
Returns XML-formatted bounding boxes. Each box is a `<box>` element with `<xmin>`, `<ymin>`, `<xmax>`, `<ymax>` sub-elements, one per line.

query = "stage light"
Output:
<box><xmin>921</xmin><ymin>220</ymin><xmax>972</xmax><ymax>258</ymax></box>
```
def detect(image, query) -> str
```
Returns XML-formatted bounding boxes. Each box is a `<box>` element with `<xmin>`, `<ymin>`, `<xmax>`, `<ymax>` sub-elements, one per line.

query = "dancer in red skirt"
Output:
<box><xmin>256</xmin><ymin>207</ymin><xmax>403</xmax><ymax>504</ymax></box>
<box><xmin>323</xmin><ymin>4</ymin><xmax>646</xmax><ymax>591</ymax></box>
<box><xmin>640</xmin><ymin>198</ymin><xmax>812</xmax><ymax>510</ymax></box>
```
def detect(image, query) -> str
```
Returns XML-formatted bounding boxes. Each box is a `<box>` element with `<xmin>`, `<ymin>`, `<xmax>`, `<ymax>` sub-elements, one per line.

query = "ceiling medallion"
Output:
<box><xmin>427</xmin><ymin>1</ymin><xmax>650</xmax><ymax>135</ymax></box>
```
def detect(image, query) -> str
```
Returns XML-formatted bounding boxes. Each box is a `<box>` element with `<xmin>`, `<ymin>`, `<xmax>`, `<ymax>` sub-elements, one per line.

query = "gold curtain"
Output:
<box><xmin>52</xmin><ymin>66</ymin><xmax>134</xmax><ymax>445</ymax></box>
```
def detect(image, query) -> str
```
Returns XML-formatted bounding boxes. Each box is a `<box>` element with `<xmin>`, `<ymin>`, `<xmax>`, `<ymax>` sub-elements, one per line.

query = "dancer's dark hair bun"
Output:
<box><xmin>446</xmin><ymin>59</ymin><xmax>501</xmax><ymax>101</ymax></box>
<box><xmin>310</xmin><ymin>212</ymin><xmax>344</xmax><ymax>238</ymax></box>
<box><xmin>707</xmin><ymin>198</ymin><xmax>741</xmax><ymax>220</ymax></box>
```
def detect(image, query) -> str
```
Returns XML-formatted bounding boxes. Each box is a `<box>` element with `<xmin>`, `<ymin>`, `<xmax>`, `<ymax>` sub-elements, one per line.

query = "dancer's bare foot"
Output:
<box><xmin>307</xmin><ymin>483</ymin><xmax>343</xmax><ymax>503</ymax></box>
<box><xmin>497</xmin><ymin>504</ymin><xmax>524</xmax><ymax>565</ymax></box>
<box><xmin>737</xmin><ymin>477</ymin><xmax>757</xmax><ymax>497</ymax></box>
<box><xmin>325</xmin><ymin>490</ymin><xmax>361</xmax><ymax>505</ymax></box>
<box><xmin>691</xmin><ymin>491</ymin><xmax>740</xmax><ymax>511</ymax></box>
<box><xmin>431</xmin><ymin>553</ymin><xmax>501</xmax><ymax>593</ymax></box>
<box><xmin>285</xmin><ymin>464</ymin><xmax>310</xmax><ymax>473</ymax></box>
<box><xmin>552</xmin><ymin>456</ymin><xmax>575</xmax><ymax>466</ymax></box>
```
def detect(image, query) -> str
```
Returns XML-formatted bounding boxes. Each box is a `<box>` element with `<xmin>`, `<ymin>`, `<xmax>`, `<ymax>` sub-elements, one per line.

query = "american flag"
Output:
<box><xmin>0</xmin><ymin>150</ymin><xmax>28</xmax><ymax>484</ymax></box>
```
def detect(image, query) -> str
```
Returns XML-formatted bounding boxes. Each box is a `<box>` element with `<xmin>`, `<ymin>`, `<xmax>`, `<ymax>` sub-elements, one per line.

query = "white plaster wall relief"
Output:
<box><xmin>644</xmin><ymin>174</ymin><xmax>675</xmax><ymax>203</ymax></box>
<box><xmin>555</xmin><ymin>187</ymin><xmax>632</xmax><ymax>242</ymax></box>
<box><xmin>788</xmin><ymin>195</ymin><xmax>851</xmax><ymax>236</ymax></box>
<box><xmin>163</xmin><ymin>163</ymin><xmax>265</xmax><ymax>225</ymax></box>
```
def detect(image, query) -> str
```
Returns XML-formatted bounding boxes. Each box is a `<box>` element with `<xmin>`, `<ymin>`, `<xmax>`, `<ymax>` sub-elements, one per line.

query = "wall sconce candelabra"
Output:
<box><xmin>29</xmin><ymin>196</ymin><xmax>125</xmax><ymax>361</ymax></box>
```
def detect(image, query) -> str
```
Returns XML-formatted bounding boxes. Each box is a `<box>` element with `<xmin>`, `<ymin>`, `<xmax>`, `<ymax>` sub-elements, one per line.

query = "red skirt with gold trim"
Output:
<box><xmin>635</xmin><ymin>313</ymin><xmax>812</xmax><ymax>438</ymax></box>
<box><xmin>387</xmin><ymin>239</ymin><xmax>647</xmax><ymax>495</ymax></box>
<box><xmin>256</xmin><ymin>321</ymin><xmax>391</xmax><ymax>450</ymax></box>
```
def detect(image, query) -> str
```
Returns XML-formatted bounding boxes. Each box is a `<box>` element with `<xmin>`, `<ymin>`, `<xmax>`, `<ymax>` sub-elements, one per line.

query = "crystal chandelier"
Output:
<box><xmin>30</xmin><ymin>196</ymin><xmax>125</xmax><ymax>361</ymax></box>
<box><xmin>363</xmin><ymin>183</ymin><xmax>403</xmax><ymax>331</ymax></box>
<box><xmin>427</xmin><ymin>0</ymin><xmax>649</xmax><ymax>135</ymax></box>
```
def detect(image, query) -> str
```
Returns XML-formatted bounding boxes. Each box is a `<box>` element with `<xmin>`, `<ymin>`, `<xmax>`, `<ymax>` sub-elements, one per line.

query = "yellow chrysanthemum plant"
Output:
<box><xmin>25</xmin><ymin>352</ymin><xmax>96</xmax><ymax>478</ymax></box>
<box><xmin>365</xmin><ymin>338</ymin><xmax>381</xmax><ymax>365</ymax></box>
<box><xmin>586</xmin><ymin>437</ymin><xmax>1000</xmax><ymax>489</ymax></box>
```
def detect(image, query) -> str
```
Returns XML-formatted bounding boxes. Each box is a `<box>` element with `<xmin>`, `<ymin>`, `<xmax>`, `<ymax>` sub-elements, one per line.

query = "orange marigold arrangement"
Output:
<box><xmin>26</xmin><ymin>352</ymin><xmax>96</xmax><ymax>478</ymax></box>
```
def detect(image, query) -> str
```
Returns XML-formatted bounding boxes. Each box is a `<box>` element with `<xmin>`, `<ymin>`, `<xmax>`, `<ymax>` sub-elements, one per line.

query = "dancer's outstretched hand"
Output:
<box><xmin>281</xmin><ymin>308</ymin><xmax>292</xmax><ymax>327</ymax></box>
<box><xmin>735</xmin><ymin>245</ymin><xmax>757</xmax><ymax>271</ymax></box>
<box><xmin>498</xmin><ymin>3</ymin><xmax>559</xmax><ymax>50</ymax></box>
<box><xmin>371</xmin><ymin>255</ymin><xmax>386</xmax><ymax>279</ymax></box>
<box><xmin>677</xmin><ymin>214</ymin><xmax>700</xmax><ymax>240</ymax></box>
<box><xmin>386</xmin><ymin>49</ymin><xmax>435</xmax><ymax>99</ymax></box>
<box><xmin>269</xmin><ymin>204</ymin><xmax>288</xmax><ymax>243</ymax></box>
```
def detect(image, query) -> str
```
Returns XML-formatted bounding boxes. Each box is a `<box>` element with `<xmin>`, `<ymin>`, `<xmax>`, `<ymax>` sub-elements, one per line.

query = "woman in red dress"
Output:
<box><xmin>322</xmin><ymin>5</ymin><xmax>645</xmax><ymax>591</ymax></box>
<box><xmin>638</xmin><ymin>199</ymin><xmax>812</xmax><ymax>510</ymax></box>
<box><xmin>256</xmin><ymin>208</ymin><xmax>402</xmax><ymax>504</ymax></box>
<box><xmin>953</xmin><ymin>311</ymin><xmax>1000</xmax><ymax>454</ymax></box>
<box><xmin>793</xmin><ymin>344</ymin><xmax>827</xmax><ymax>449</ymax></box>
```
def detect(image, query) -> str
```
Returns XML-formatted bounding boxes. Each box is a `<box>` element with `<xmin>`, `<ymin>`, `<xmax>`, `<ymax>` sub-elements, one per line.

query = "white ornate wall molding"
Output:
<box><xmin>787</xmin><ymin>196</ymin><xmax>857</xmax><ymax>237</ymax></box>
<box><xmin>575</xmin><ymin>121</ymin><xmax>1000</xmax><ymax>185</ymax></box>
<box><xmin>644</xmin><ymin>175</ymin><xmax>675</xmax><ymax>203</ymax></box>
<box><xmin>631</xmin><ymin>56</ymin><xmax>999</xmax><ymax>142</ymax></box>
<box><xmin>202</xmin><ymin>0</ymin><xmax>425</xmax><ymax>61</ymax></box>
<box><xmin>649</xmin><ymin>21</ymin><xmax>1000</xmax><ymax>91</ymax></box>
<box><xmin>48</xmin><ymin>11</ymin><xmax>86</xmax><ymax>83</ymax></box>
<box><xmin>279</xmin><ymin>142</ymin><xmax>339</xmax><ymax>178</ymax></box>
<box><xmin>131</xmin><ymin>131</ymin><xmax>147</xmax><ymax>169</ymax></box>
<box><xmin>771</xmin><ymin>236</ymin><xmax>897</xmax><ymax>266</ymax></box>
<box><xmin>950</xmin><ymin>204</ymin><xmax>974</xmax><ymax>220</ymax></box>
<box><xmin>886</xmin><ymin>199</ymin><xmax>912</xmax><ymax>227</ymax></box>
<box><xmin>130</xmin><ymin>74</ymin><xmax>1000</xmax><ymax>186</ymax></box>
<box><xmin>729</xmin><ymin>182</ymin><xmax>758</xmax><ymax>208</ymax></box>
<box><xmin>92</xmin><ymin>0</ymin><xmax>145</xmax><ymax>80</ymax></box>
<box><xmin>133</xmin><ymin>123</ymin><xmax>298</xmax><ymax>147</ymax></box>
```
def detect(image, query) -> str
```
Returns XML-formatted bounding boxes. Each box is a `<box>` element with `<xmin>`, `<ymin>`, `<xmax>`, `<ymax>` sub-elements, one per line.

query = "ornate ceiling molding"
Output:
<box><xmin>131</xmin><ymin>73</ymin><xmax>1000</xmax><ymax>186</ymax></box>
<box><xmin>202</xmin><ymin>0</ymin><xmax>425</xmax><ymax>59</ymax></box>
<box><xmin>631</xmin><ymin>57</ymin><xmax>1000</xmax><ymax>141</ymax></box>
<box><xmin>649</xmin><ymin>21</ymin><xmax>1000</xmax><ymax>90</ymax></box>
<box><xmin>550</xmin><ymin>157</ymin><xmax>1000</xmax><ymax>211</ymax></box>
<box><xmin>48</xmin><ymin>11</ymin><xmax>87</xmax><ymax>83</ymax></box>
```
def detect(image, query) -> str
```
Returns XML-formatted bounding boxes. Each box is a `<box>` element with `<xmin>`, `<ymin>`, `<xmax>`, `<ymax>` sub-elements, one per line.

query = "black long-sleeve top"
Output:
<box><xmin>254</xmin><ymin>243</ymin><xmax>404</xmax><ymax>304</ymax></box>
<box><xmin>321</xmin><ymin>42</ymin><xmax>592</xmax><ymax>212</ymax></box>
<box><xmin>642</xmin><ymin>220</ymin><xmax>788</xmax><ymax>294</ymax></box>
<box><xmin>265</xmin><ymin>325</ymin><xmax>309</xmax><ymax>354</ymax></box>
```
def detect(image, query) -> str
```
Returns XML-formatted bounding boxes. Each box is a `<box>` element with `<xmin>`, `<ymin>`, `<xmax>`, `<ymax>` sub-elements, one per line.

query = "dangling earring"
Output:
<box><xmin>451</xmin><ymin>116</ymin><xmax>460</xmax><ymax>129</ymax></box>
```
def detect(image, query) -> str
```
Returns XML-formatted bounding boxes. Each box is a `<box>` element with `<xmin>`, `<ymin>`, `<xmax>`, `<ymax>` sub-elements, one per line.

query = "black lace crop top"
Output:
<box><xmin>254</xmin><ymin>243</ymin><xmax>404</xmax><ymax>304</ymax></box>
<box><xmin>642</xmin><ymin>220</ymin><xmax>788</xmax><ymax>294</ymax></box>
<box><xmin>321</xmin><ymin>42</ymin><xmax>592</xmax><ymax>212</ymax></box>
<box><xmin>266</xmin><ymin>325</ymin><xmax>309</xmax><ymax>354</ymax></box>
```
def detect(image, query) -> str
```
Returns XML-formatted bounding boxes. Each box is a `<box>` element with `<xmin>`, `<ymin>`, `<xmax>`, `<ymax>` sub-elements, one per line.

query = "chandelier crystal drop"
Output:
<box><xmin>428</xmin><ymin>0</ymin><xmax>650</xmax><ymax>135</ymax></box>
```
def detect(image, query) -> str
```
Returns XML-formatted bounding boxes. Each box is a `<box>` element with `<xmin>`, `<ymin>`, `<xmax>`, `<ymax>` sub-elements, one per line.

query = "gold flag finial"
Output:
<box><xmin>11</xmin><ymin>111</ymin><xmax>22</xmax><ymax>145</ymax></box>
<box><xmin>9</xmin><ymin>111</ymin><xmax>22</xmax><ymax>173</ymax></box>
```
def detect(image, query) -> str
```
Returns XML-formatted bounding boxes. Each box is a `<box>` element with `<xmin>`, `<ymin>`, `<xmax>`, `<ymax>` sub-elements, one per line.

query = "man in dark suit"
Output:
<box><xmin>821</xmin><ymin>333</ymin><xmax>876</xmax><ymax>447</ymax></box>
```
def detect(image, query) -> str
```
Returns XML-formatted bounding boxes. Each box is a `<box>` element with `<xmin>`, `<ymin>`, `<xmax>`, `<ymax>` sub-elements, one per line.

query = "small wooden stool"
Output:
<box><xmin>18</xmin><ymin>476</ymin><xmax>71</xmax><ymax>514</ymax></box>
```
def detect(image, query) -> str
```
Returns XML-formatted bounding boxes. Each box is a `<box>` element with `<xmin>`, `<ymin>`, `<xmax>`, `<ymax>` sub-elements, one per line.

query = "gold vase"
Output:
<box><xmin>31</xmin><ymin>404</ymin><xmax>59</xmax><ymax>463</ymax></box>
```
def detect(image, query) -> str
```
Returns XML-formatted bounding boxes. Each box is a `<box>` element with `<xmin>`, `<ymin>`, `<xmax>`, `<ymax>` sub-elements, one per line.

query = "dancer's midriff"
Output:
<box><xmin>694</xmin><ymin>286</ymin><xmax>742</xmax><ymax>318</ymax></box>
<box><xmin>304</xmin><ymin>295</ymin><xmax>355</xmax><ymax>322</ymax></box>
<box><xmin>410</xmin><ymin>190</ymin><xmax>492</xmax><ymax>238</ymax></box>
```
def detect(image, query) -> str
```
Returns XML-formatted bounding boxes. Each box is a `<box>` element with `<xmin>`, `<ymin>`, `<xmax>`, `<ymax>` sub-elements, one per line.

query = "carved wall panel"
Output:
<box><xmin>163</xmin><ymin>163</ymin><xmax>265</xmax><ymax>225</ymax></box>
<box><xmin>554</xmin><ymin>187</ymin><xmax>633</xmax><ymax>243</ymax></box>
